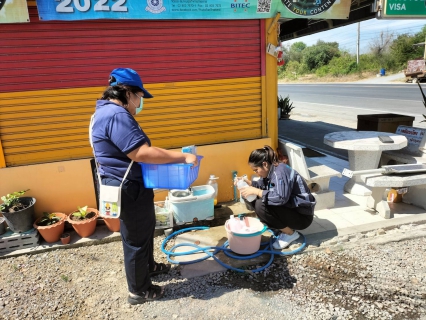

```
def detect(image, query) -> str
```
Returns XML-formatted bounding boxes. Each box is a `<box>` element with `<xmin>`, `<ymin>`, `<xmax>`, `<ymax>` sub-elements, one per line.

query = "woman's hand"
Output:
<box><xmin>240</xmin><ymin>186</ymin><xmax>261</xmax><ymax>198</ymax></box>
<box><xmin>184</xmin><ymin>153</ymin><xmax>198</xmax><ymax>166</ymax></box>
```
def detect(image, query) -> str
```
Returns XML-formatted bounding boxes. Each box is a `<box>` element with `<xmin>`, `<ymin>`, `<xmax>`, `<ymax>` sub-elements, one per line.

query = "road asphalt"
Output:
<box><xmin>278</xmin><ymin>72</ymin><xmax>407</xmax><ymax>159</ymax></box>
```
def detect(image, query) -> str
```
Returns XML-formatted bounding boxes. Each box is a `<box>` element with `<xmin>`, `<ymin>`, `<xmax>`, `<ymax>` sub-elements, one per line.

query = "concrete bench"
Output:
<box><xmin>361</xmin><ymin>172</ymin><xmax>426</xmax><ymax>219</ymax></box>
<box><xmin>380</xmin><ymin>125</ymin><xmax>426</xmax><ymax>166</ymax></box>
<box><xmin>278</xmin><ymin>139</ymin><xmax>342</xmax><ymax>210</ymax></box>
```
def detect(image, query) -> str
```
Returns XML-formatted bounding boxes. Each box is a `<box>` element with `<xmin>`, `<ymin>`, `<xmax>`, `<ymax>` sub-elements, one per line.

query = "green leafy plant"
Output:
<box><xmin>0</xmin><ymin>189</ymin><xmax>30</xmax><ymax>212</ymax></box>
<box><xmin>278</xmin><ymin>95</ymin><xmax>295</xmax><ymax>115</ymax></box>
<box><xmin>36</xmin><ymin>212</ymin><xmax>62</xmax><ymax>226</ymax></box>
<box><xmin>71</xmin><ymin>206</ymin><xmax>95</xmax><ymax>220</ymax></box>
<box><xmin>417</xmin><ymin>82</ymin><xmax>426</xmax><ymax>123</ymax></box>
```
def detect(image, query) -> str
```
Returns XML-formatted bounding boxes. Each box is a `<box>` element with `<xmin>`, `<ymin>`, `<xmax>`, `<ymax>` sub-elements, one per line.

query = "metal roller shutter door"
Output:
<box><xmin>0</xmin><ymin>5</ymin><xmax>262</xmax><ymax>167</ymax></box>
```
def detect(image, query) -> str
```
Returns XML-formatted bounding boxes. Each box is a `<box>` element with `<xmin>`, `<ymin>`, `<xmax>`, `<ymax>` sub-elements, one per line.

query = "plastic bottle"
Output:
<box><xmin>207</xmin><ymin>175</ymin><xmax>219</xmax><ymax>206</ymax></box>
<box><xmin>228</xmin><ymin>215</ymin><xmax>242</xmax><ymax>232</ymax></box>
<box><xmin>237</xmin><ymin>178</ymin><xmax>257</xmax><ymax>202</ymax></box>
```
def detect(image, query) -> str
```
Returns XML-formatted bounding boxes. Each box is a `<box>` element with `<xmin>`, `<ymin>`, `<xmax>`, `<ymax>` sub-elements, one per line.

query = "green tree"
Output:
<box><xmin>302</xmin><ymin>40</ymin><xmax>340</xmax><ymax>71</ymax></box>
<box><xmin>390</xmin><ymin>25</ymin><xmax>426</xmax><ymax>69</ymax></box>
<box><xmin>278</xmin><ymin>60</ymin><xmax>310</xmax><ymax>80</ymax></box>
<box><xmin>289</xmin><ymin>42</ymin><xmax>307</xmax><ymax>63</ymax></box>
<box><xmin>282</xmin><ymin>41</ymin><xmax>307</xmax><ymax>65</ymax></box>
<box><xmin>327</xmin><ymin>53</ymin><xmax>358</xmax><ymax>76</ymax></box>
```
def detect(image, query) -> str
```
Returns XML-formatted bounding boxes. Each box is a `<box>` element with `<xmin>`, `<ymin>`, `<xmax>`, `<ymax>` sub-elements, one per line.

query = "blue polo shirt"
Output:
<box><xmin>91</xmin><ymin>100</ymin><xmax>151</xmax><ymax>182</ymax></box>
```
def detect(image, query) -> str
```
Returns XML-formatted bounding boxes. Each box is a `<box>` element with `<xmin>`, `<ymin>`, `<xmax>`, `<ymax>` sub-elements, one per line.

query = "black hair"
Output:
<box><xmin>248</xmin><ymin>145</ymin><xmax>279</xmax><ymax>167</ymax></box>
<box><xmin>100</xmin><ymin>79</ymin><xmax>142</xmax><ymax>106</ymax></box>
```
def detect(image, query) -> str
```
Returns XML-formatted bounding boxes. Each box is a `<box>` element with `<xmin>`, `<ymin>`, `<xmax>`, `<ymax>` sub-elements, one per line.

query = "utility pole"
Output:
<box><xmin>357</xmin><ymin>22</ymin><xmax>360</xmax><ymax>65</ymax></box>
<box><xmin>424</xmin><ymin>35</ymin><xmax>426</xmax><ymax>59</ymax></box>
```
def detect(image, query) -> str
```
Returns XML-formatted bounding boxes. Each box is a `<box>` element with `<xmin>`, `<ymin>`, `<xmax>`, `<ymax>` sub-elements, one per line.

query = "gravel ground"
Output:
<box><xmin>0</xmin><ymin>224</ymin><xmax>425</xmax><ymax>320</ymax></box>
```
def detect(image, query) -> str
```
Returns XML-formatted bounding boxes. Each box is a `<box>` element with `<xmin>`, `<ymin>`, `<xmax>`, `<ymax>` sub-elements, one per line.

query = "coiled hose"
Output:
<box><xmin>161</xmin><ymin>226</ymin><xmax>306</xmax><ymax>273</ymax></box>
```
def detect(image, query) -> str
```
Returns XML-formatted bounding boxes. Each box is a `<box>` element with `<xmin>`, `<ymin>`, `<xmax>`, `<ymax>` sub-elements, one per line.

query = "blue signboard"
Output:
<box><xmin>35</xmin><ymin>0</ymin><xmax>351</xmax><ymax>20</ymax></box>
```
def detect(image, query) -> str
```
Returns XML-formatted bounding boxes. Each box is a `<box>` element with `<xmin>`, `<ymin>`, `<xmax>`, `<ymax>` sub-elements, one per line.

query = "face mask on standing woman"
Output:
<box><xmin>131</xmin><ymin>93</ymin><xmax>144</xmax><ymax>115</ymax></box>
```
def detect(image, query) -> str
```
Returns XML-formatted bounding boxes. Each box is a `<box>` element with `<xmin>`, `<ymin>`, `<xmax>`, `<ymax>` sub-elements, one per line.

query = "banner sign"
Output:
<box><xmin>381</xmin><ymin>0</ymin><xmax>426</xmax><ymax>18</ymax></box>
<box><xmin>35</xmin><ymin>0</ymin><xmax>351</xmax><ymax>21</ymax></box>
<box><xmin>0</xmin><ymin>0</ymin><xmax>30</xmax><ymax>23</ymax></box>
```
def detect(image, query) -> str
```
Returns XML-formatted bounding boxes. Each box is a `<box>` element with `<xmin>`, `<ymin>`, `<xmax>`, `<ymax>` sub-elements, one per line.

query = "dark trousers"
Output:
<box><xmin>102</xmin><ymin>178</ymin><xmax>155</xmax><ymax>295</ymax></box>
<box><xmin>247</xmin><ymin>198</ymin><xmax>313</xmax><ymax>231</ymax></box>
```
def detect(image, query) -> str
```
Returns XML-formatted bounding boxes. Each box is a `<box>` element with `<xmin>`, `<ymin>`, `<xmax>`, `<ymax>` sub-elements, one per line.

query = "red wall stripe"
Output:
<box><xmin>1</xmin><ymin>7</ymin><xmax>262</xmax><ymax>93</ymax></box>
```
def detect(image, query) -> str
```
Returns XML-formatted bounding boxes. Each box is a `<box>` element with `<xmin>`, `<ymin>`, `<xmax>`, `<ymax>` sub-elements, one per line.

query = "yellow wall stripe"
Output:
<box><xmin>0</xmin><ymin>77</ymin><xmax>262</xmax><ymax>167</ymax></box>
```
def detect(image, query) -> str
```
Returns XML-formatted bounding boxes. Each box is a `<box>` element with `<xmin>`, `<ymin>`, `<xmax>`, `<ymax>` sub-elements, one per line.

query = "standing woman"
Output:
<box><xmin>237</xmin><ymin>145</ymin><xmax>316</xmax><ymax>249</ymax></box>
<box><xmin>90</xmin><ymin>68</ymin><xmax>197</xmax><ymax>305</ymax></box>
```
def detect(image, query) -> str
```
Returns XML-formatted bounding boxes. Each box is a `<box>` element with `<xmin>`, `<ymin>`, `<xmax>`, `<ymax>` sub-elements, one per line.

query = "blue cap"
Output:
<box><xmin>109</xmin><ymin>68</ymin><xmax>153</xmax><ymax>98</ymax></box>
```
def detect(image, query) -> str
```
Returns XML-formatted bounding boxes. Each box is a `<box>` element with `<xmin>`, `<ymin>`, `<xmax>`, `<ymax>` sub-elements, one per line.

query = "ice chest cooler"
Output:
<box><xmin>168</xmin><ymin>185</ymin><xmax>215</xmax><ymax>224</ymax></box>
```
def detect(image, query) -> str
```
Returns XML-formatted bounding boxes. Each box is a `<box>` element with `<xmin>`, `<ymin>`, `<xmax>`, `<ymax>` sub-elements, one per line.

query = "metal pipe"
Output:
<box><xmin>231</xmin><ymin>170</ymin><xmax>238</xmax><ymax>202</ymax></box>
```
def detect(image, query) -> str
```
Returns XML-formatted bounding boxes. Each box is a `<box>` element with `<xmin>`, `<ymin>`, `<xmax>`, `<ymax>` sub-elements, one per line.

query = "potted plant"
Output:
<box><xmin>102</xmin><ymin>215</ymin><xmax>120</xmax><ymax>232</ymax></box>
<box><xmin>0</xmin><ymin>217</ymin><xmax>6</xmax><ymax>235</ymax></box>
<box><xmin>0</xmin><ymin>189</ymin><xmax>36</xmax><ymax>233</ymax></box>
<box><xmin>33</xmin><ymin>212</ymin><xmax>67</xmax><ymax>243</ymax></box>
<box><xmin>278</xmin><ymin>95</ymin><xmax>295</xmax><ymax>120</ymax></box>
<box><xmin>67</xmin><ymin>206</ymin><xmax>99</xmax><ymax>238</ymax></box>
<box><xmin>60</xmin><ymin>232</ymin><xmax>71</xmax><ymax>245</ymax></box>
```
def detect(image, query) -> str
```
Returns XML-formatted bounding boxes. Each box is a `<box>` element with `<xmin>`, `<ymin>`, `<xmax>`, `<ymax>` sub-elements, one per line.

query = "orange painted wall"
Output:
<box><xmin>0</xmin><ymin>138</ymin><xmax>271</xmax><ymax>219</ymax></box>
<box><xmin>0</xmin><ymin>159</ymin><xmax>94</xmax><ymax>218</ymax></box>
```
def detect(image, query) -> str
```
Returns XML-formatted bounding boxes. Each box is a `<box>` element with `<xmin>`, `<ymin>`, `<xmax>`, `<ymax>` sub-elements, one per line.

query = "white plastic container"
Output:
<box><xmin>237</xmin><ymin>179</ymin><xmax>257</xmax><ymax>202</ymax></box>
<box><xmin>168</xmin><ymin>185</ymin><xmax>215</xmax><ymax>224</ymax></box>
<box><xmin>154</xmin><ymin>200</ymin><xmax>174</xmax><ymax>229</ymax></box>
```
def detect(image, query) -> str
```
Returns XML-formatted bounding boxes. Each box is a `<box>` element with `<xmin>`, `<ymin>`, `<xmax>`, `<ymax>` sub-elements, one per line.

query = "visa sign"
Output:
<box><xmin>382</xmin><ymin>0</ymin><xmax>426</xmax><ymax>17</ymax></box>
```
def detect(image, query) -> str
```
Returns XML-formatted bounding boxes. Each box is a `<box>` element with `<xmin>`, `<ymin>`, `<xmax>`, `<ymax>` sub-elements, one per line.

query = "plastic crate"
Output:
<box><xmin>139</xmin><ymin>155</ymin><xmax>203</xmax><ymax>189</ymax></box>
<box><xmin>154</xmin><ymin>201</ymin><xmax>173</xmax><ymax>229</ymax></box>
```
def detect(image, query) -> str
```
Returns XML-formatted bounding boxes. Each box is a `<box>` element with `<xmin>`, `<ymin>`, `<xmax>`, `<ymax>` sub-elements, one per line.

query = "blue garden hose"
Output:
<box><xmin>161</xmin><ymin>226</ymin><xmax>306</xmax><ymax>273</ymax></box>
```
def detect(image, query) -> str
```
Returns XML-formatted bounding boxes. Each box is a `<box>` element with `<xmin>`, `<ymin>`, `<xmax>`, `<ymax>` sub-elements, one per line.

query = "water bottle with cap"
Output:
<box><xmin>236</xmin><ymin>177</ymin><xmax>257</xmax><ymax>202</ymax></box>
<box><xmin>207</xmin><ymin>175</ymin><xmax>219</xmax><ymax>206</ymax></box>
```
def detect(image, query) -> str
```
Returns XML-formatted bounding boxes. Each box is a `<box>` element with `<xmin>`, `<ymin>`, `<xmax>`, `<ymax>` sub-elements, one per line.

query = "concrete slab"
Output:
<box><xmin>171</xmin><ymin>227</ymin><xmax>274</xmax><ymax>278</ymax></box>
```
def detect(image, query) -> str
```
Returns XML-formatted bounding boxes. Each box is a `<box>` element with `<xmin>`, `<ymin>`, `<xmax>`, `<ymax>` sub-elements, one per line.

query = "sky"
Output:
<box><xmin>283</xmin><ymin>19</ymin><xmax>426</xmax><ymax>54</ymax></box>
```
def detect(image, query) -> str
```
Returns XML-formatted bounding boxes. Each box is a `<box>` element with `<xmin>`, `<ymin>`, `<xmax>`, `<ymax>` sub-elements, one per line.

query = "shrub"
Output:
<box><xmin>327</xmin><ymin>55</ymin><xmax>358</xmax><ymax>76</ymax></box>
<box><xmin>315</xmin><ymin>65</ymin><xmax>329</xmax><ymax>77</ymax></box>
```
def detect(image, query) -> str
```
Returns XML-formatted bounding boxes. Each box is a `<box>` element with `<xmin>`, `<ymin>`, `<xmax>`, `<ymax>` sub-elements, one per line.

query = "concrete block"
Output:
<box><xmin>0</xmin><ymin>228</ymin><xmax>40</xmax><ymax>253</ymax></box>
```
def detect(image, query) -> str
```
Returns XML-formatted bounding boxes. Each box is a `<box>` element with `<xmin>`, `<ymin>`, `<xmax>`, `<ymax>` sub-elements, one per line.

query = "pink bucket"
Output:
<box><xmin>225</xmin><ymin>217</ymin><xmax>267</xmax><ymax>255</ymax></box>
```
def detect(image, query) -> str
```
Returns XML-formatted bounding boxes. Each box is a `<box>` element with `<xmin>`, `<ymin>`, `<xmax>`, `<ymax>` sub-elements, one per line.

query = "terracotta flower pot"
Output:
<box><xmin>60</xmin><ymin>233</ymin><xmax>71</xmax><ymax>244</ymax></box>
<box><xmin>67</xmin><ymin>208</ymin><xmax>99</xmax><ymax>238</ymax></box>
<box><xmin>33</xmin><ymin>212</ymin><xmax>66</xmax><ymax>243</ymax></box>
<box><xmin>103</xmin><ymin>216</ymin><xmax>120</xmax><ymax>232</ymax></box>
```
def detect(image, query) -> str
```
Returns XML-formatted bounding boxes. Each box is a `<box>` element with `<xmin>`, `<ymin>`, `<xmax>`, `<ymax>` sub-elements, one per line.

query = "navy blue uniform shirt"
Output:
<box><xmin>91</xmin><ymin>100</ymin><xmax>151</xmax><ymax>182</ymax></box>
<box><xmin>252</xmin><ymin>163</ymin><xmax>316</xmax><ymax>215</ymax></box>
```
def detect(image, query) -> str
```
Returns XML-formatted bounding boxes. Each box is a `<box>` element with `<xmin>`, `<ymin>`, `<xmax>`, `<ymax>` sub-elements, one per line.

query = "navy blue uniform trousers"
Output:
<box><xmin>102</xmin><ymin>178</ymin><xmax>155</xmax><ymax>295</ymax></box>
<box><xmin>245</xmin><ymin>198</ymin><xmax>313</xmax><ymax>231</ymax></box>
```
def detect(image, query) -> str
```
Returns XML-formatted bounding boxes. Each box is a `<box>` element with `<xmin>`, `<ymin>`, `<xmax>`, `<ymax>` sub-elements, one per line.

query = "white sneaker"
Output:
<box><xmin>272</xmin><ymin>231</ymin><xmax>300</xmax><ymax>249</ymax></box>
